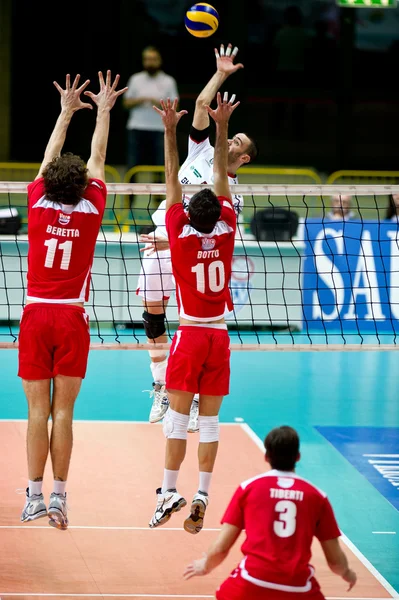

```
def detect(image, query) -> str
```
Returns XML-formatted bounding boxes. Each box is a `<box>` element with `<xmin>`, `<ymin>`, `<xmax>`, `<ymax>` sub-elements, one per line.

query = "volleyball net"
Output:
<box><xmin>1</xmin><ymin>181</ymin><xmax>399</xmax><ymax>350</ymax></box>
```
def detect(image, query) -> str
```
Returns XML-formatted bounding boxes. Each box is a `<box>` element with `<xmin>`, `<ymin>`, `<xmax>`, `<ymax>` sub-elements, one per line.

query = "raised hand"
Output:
<box><xmin>215</xmin><ymin>43</ymin><xmax>244</xmax><ymax>76</ymax></box>
<box><xmin>53</xmin><ymin>74</ymin><xmax>92</xmax><ymax>113</ymax></box>
<box><xmin>205</xmin><ymin>91</ymin><xmax>240</xmax><ymax>124</ymax></box>
<box><xmin>153</xmin><ymin>98</ymin><xmax>188</xmax><ymax>129</ymax></box>
<box><xmin>84</xmin><ymin>70</ymin><xmax>128</xmax><ymax>111</ymax></box>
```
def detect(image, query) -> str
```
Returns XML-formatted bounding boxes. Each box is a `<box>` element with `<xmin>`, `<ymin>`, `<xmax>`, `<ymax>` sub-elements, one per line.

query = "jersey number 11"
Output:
<box><xmin>44</xmin><ymin>238</ymin><xmax>72</xmax><ymax>270</ymax></box>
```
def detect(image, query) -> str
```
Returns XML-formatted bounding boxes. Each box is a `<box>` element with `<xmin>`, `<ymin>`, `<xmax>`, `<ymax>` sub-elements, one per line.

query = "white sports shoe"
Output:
<box><xmin>184</xmin><ymin>491</ymin><xmax>209</xmax><ymax>534</ymax></box>
<box><xmin>187</xmin><ymin>396</ymin><xmax>199</xmax><ymax>433</ymax></box>
<box><xmin>20</xmin><ymin>488</ymin><xmax>47</xmax><ymax>523</ymax></box>
<box><xmin>149</xmin><ymin>488</ymin><xmax>187</xmax><ymax>529</ymax></box>
<box><xmin>148</xmin><ymin>382</ymin><xmax>169</xmax><ymax>423</ymax></box>
<box><xmin>48</xmin><ymin>492</ymin><xmax>68</xmax><ymax>530</ymax></box>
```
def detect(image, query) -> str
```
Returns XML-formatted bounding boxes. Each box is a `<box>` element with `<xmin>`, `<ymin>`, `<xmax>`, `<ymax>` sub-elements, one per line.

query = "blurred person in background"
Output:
<box><xmin>325</xmin><ymin>195</ymin><xmax>355</xmax><ymax>221</ymax></box>
<box><xmin>124</xmin><ymin>46</ymin><xmax>179</xmax><ymax>172</ymax></box>
<box><xmin>271</xmin><ymin>5</ymin><xmax>310</xmax><ymax>140</ymax></box>
<box><xmin>385</xmin><ymin>193</ymin><xmax>399</xmax><ymax>221</ymax></box>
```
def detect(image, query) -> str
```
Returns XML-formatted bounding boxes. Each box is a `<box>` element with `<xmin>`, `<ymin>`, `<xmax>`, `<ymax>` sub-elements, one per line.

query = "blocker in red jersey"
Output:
<box><xmin>184</xmin><ymin>426</ymin><xmax>357</xmax><ymax>600</ymax></box>
<box><xmin>136</xmin><ymin>43</ymin><xmax>257</xmax><ymax>428</ymax></box>
<box><xmin>18</xmin><ymin>71</ymin><xmax>127</xmax><ymax>531</ymax></box>
<box><xmin>149</xmin><ymin>92</ymin><xmax>241</xmax><ymax>536</ymax></box>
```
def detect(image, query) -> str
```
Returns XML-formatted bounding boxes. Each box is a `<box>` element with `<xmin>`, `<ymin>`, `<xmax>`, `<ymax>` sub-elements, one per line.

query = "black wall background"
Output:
<box><xmin>8</xmin><ymin>0</ymin><xmax>399</xmax><ymax>172</ymax></box>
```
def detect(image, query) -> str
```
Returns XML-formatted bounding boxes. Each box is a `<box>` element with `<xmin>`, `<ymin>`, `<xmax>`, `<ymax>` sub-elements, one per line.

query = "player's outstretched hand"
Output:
<box><xmin>53</xmin><ymin>74</ymin><xmax>92</xmax><ymax>113</ymax></box>
<box><xmin>183</xmin><ymin>556</ymin><xmax>208</xmax><ymax>580</ymax></box>
<box><xmin>205</xmin><ymin>91</ymin><xmax>240</xmax><ymax>124</ymax></box>
<box><xmin>138</xmin><ymin>232</ymin><xmax>170</xmax><ymax>255</ymax></box>
<box><xmin>153</xmin><ymin>98</ymin><xmax>188</xmax><ymax>129</ymax></box>
<box><xmin>215</xmin><ymin>43</ymin><xmax>244</xmax><ymax>76</ymax></box>
<box><xmin>84</xmin><ymin>70</ymin><xmax>128</xmax><ymax>112</ymax></box>
<box><xmin>342</xmin><ymin>568</ymin><xmax>357</xmax><ymax>591</ymax></box>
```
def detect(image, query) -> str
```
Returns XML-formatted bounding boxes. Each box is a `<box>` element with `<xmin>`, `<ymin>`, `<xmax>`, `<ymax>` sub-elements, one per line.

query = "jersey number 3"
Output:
<box><xmin>44</xmin><ymin>238</ymin><xmax>72</xmax><ymax>270</ymax></box>
<box><xmin>191</xmin><ymin>260</ymin><xmax>225</xmax><ymax>294</ymax></box>
<box><xmin>273</xmin><ymin>500</ymin><xmax>297</xmax><ymax>538</ymax></box>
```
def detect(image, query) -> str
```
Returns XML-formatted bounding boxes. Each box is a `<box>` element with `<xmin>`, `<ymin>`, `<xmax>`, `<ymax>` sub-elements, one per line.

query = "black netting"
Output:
<box><xmin>1</xmin><ymin>183</ymin><xmax>399</xmax><ymax>348</ymax></box>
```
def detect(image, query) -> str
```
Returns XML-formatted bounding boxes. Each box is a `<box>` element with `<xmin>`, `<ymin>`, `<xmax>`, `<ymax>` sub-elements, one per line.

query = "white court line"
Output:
<box><xmin>0</xmin><ymin>596</ymin><xmax>213</xmax><ymax>599</ymax></box>
<box><xmin>0</xmin><ymin>526</ymin><xmax>220</xmax><ymax>531</ymax></box>
<box><xmin>0</xmin><ymin>592</ymin><xmax>389</xmax><ymax>600</ymax></box>
<box><xmin>0</xmin><ymin>420</ymin><xmax>242</xmax><ymax>425</ymax></box>
<box><xmin>239</xmin><ymin>423</ymin><xmax>399</xmax><ymax>598</ymax></box>
<box><xmin>372</xmin><ymin>532</ymin><xmax>397</xmax><ymax>535</ymax></box>
<box><xmin>0</xmin><ymin>596</ymin><xmax>394</xmax><ymax>599</ymax></box>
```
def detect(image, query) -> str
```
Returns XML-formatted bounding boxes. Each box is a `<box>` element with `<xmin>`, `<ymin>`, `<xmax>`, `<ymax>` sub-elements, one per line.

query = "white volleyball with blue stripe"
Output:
<box><xmin>185</xmin><ymin>3</ymin><xmax>219</xmax><ymax>38</ymax></box>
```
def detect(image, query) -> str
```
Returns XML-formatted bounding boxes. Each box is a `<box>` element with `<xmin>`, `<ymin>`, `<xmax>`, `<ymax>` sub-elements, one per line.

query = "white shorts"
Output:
<box><xmin>136</xmin><ymin>248</ymin><xmax>175</xmax><ymax>302</ymax></box>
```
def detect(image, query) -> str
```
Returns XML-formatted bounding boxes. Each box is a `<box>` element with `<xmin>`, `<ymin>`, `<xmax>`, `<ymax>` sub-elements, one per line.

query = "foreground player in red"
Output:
<box><xmin>18</xmin><ymin>71</ymin><xmax>127</xmax><ymax>529</ymax></box>
<box><xmin>184</xmin><ymin>425</ymin><xmax>357</xmax><ymax>599</ymax></box>
<box><xmin>149</xmin><ymin>92</ymin><xmax>239</xmax><ymax>533</ymax></box>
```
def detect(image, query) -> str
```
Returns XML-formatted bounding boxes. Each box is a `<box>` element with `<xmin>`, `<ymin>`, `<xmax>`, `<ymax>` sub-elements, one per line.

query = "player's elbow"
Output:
<box><xmin>195</xmin><ymin>96</ymin><xmax>207</xmax><ymax>110</ymax></box>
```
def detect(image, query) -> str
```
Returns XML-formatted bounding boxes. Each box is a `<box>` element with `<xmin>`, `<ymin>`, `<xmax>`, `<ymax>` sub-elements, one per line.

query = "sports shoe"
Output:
<box><xmin>20</xmin><ymin>488</ymin><xmax>47</xmax><ymax>523</ymax></box>
<box><xmin>187</xmin><ymin>396</ymin><xmax>199</xmax><ymax>433</ymax></box>
<box><xmin>148</xmin><ymin>382</ymin><xmax>169</xmax><ymax>423</ymax></box>
<box><xmin>149</xmin><ymin>488</ymin><xmax>187</xmax><ymax>529</ymax></box>
<box><xmin>48</xmin><ymin>492</ymin><xmax>68</xmax><ymax>530</ymax></box>
<box><xmin>184</xmin><ymin>491</ymin><xmax>209</xmax><ymax>534</ymax></box>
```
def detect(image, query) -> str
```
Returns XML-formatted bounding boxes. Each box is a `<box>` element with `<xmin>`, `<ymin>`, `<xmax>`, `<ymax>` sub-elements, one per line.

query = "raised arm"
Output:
<box><xmin>153</xmin><ymin>98</ymin><xmax>188</xmax><ymax>210</ymax></box>
<box><xmin>84</xmin><ymin>70</ymin><xmax>128</xmax><ymax>182</ymax></box>
<box><xmin>35</xmin><ymin>74</ymin><xmax>92</xmax><ymax>180</ymax></box>
<box><xmin>183</xmin><ymin>523</ymin><xmax>241</xmax><ymax>580</ymax></box>
<box><xmin>206</xmin><ymin>91</ymin><xmax>240</xmax><ymax>200</ymax></box>
<box><xmin>193</xmin><ymin>43</ymin><xmax>243</xmax><ymax>131</ymax></box>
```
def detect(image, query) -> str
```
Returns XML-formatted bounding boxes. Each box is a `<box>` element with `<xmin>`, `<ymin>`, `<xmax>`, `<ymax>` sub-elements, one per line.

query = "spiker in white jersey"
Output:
<box><xmin>136</xmin><ymin>43</ymin><xmax>257</xmax><ymax>427</ymax></box>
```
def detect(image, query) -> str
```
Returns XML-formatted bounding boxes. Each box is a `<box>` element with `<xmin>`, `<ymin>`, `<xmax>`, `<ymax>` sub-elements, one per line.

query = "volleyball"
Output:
<box><xmin>185</xmin><ymin>3</ymin><xmax>219</xmax><ymax>38</ymax></box>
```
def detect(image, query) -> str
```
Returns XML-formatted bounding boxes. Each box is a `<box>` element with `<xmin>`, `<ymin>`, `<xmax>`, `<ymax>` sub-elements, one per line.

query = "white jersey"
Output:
<box><xmin>151</xmin><ymin>132</ymin><xmax>243</xmax><ymax>237</ymax></box>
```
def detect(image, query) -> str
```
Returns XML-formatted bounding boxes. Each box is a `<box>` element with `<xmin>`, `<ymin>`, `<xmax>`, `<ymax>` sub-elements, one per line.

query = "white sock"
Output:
<box><xmin>28</xmin><ymin>480</ymin><xmax>43</xmax><ymax>496</ymax></box>
<box><xmin>53</xmin><ymin>480</ymin><xmax>67</xmax><ymax>496</ymax></box>
<box><xmin>161</xmin><ymin>469</ymin><xmax>179</xmax><ymax>493</ymax></box>
<box><xmin>199</xmin><ymin>471</ymin><xmax>212</xmax><ymax>495</ymax></box>
<box><xmin>150</xmin><ymin>358</ymin><xmax>168</xmax><ymax>385</ymax></box>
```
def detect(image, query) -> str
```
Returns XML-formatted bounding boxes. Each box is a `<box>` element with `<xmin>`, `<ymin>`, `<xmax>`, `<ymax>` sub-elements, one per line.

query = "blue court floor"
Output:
<box><xmin>1</xmin><ymin>347</ymin><xmax>399</xmax><ymax>594</ymax></box>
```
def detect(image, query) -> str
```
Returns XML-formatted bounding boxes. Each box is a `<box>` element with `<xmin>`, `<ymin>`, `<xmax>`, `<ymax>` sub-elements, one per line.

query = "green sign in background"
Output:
<box><xmin>337</xmin><ymin>0</ymin><xmax>397</xmax><ymax>7</ymax></box>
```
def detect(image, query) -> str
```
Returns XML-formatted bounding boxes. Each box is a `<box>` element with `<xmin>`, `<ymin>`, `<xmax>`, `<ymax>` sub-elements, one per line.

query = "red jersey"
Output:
<box><xmin>221</xmin><ymin>470</ymin><xmax>341</xmax><ymax>593</ymax></box>
<box><xmin>165</xmin><ymin>197</ymin><xmax>236</xmax><ymax>321</ymax></box>
<box><xmin>26</xmin><ymin>178</ymin><xmax>106</xmax><ymax>303</ymax></box>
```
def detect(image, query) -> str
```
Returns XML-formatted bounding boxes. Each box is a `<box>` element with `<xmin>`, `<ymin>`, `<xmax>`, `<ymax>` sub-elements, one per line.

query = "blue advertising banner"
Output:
<box><xmin>316</xmin><ymin>426</ymin><xmax>399</xmax><ymax>513</ymax></box>
<box><xmin>303</xmin><ymin>220</ymin><xmax>399</xmax><ymax>332</ymax></box>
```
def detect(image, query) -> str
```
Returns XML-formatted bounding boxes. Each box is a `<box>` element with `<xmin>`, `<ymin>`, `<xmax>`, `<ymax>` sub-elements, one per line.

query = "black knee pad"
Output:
<box><xmin>143</xmin><ymin>311</ymin><xmax>166</xmax><ymax>340</ymax></box>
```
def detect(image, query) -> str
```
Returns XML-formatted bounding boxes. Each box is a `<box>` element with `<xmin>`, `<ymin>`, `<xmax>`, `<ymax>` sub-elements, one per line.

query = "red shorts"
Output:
<box><xmin>18</xmin><ymin>303</ymin><xmax>90</xmax><ymax>380</ymax></box>
<box><xmin>166</xmin><ymin>325</ymin><xmax>230</xmax><ymax>396</ymax></box>
<box><xmin>216</xmin><ymin>569</ymin><xmax>325</xmax><ymax>600</ymax></box>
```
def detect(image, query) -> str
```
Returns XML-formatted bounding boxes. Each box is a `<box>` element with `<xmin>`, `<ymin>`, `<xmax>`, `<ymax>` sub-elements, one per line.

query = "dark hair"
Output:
<box><xmin>142</xmin><ymin>45</ymin><xmax>161</xmax><ymax>57</ymax></box>
<box><xmin>242</xmin><ymin>133</ymin><xmax>258</xmax><ymax>163</ymax></box>
<box><xmin>188</xmin><ymin>188</ymin><xmax>221</xmax><ymax>233</ymax></box>
<box><xmin>386</xmin><ymin>195</ymin><xmax>397</xmax><ymax>220</ymax></box>
<box><xmin>264</xmin><ymin>426</ymin><xmax>300</xmax><ymax>471</ymax></box>
<box><xmin>42</xmin><ymin>153</ymin><xmax>88</xmax><ymax>206</ymax></box>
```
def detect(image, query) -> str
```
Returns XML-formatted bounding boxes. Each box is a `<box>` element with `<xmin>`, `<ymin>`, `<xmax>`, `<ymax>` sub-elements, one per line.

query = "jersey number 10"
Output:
<box><xmin>44</xmin><ymin>238</ymin><xmax>72</xmax><ymax>270</ymax></box>
<box><xmin>191</xmin><ymin>260</ymin><xmax>225</xmax><ymax>294</ymax></box>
